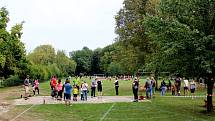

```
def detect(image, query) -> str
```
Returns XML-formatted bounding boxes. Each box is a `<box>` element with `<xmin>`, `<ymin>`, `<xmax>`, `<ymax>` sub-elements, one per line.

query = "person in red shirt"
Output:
<box><xmin>50</xmin><ymin>76</ymin><xmax>57</xmax><ymax>90</ymax></box>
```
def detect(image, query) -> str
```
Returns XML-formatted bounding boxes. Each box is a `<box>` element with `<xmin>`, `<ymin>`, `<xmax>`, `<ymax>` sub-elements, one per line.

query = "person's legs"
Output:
<box><xmin>115</xmin><ymin>86</ymin><xmax>118</xmax><ymax>95</ymax></box>
<box><xmin>135</xmin><ymin>89</ymin><xmax>138</xmax><ymax>101</ymax></box>
<box><xmin>91</xmin><ymin>87</ymin><xmax>93</xmax><ymax>97</ymax></box>
<box><xmin>83</xmin><ymin>90</ymin><xmax>87</xmax><ymax>101</ymax></box>
<box><xmin>93</xmin><ymin>87</ymin><xmax>96</xmax><ymax>97</ymax></box>
<box><xmin>150</xmin><ymin>87</ymin><xmax>152</xmax><ymax>98</ymax></box>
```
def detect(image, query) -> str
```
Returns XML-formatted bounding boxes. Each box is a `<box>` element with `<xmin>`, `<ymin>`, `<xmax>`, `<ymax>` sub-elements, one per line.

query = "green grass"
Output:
<box><xmin>9</xmin><ymin>97</ymin><xmax>215</xmax><ymax>121</ymax></box>
<box><xmin>2</xmin><ymin>77</ymin><xmax>215</xmax><ymax>121</ymax></box>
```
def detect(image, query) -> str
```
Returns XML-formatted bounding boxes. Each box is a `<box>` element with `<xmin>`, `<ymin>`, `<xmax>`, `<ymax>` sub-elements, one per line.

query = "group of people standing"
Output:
<box><xmin>49</xmin><ymin>76</ymin><xmax>106</xmax><ymax>105</ymax></box>
<box><xmin>23</xmin><ymin>75</ymin><xmax>40</xmax><ymax>100</ymax></box>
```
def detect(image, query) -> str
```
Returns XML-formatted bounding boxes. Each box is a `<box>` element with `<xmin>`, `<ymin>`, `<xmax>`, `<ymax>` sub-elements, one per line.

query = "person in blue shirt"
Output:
<box><xmin>64</xmin><ymin>79</ymin><xmax>72</xmax><ymax>105</ymax></box>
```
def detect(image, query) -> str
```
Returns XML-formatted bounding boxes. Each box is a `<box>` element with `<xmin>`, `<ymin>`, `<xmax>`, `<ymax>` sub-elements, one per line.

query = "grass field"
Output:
<box><xmin>1</xmin><ymin>77</ymin><xmax>215</xmax><ymax>121</ymax></box>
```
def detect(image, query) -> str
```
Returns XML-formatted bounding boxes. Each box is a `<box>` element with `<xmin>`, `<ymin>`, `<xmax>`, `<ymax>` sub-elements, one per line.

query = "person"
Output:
<box><xmin>80</xmin><ymin>82</ymin><xmax>84</xmax><ymax>101</ymax></box>
<box><xmin>82</xmin><ymin>81</ymin><xmax>88</xmax><ymax>101</ymax></box>
<box><xmin>24</xmin><ymin>75</ymin><xmax>30</xmax><ymax>99</ymax></box>
<box><xmin>175</xmin><ymin>77</ymin><xmax>181</xmax><ymax>96</ymax></box>
<box><xmin>168</xmin><ymin>79</ymin><xmax>172</xmax><ymax>91</ymax></box>
<box><xmin>190</xmin><ymin>79</ymin><xmax>196</xmax><ymax>99</ymax></box>
<box><xmin>62</xmin><ymin>80</ymin><xmax>66</xmax><ymax>101</ymax></box>
<box><xmin>145</xmin><ymin>77</ymin><xmax>152</xmax><ymax>99</ymax></box>
<box><xmin>132</xmin><ymin>78</ymin><xmax>139</xmax><ymax>102</ymax></box>
<box><xmin>97</xmin><ymin>79</ymin><xmax>103</xmax><ymax>98</ymax></box>
<box><xmin>64</xmin><ymin>79</ymin><xmax>72</xmax><ymax>105</ymax></box>
<box><xmin>183</xmin><ymin>78</ymin><xmax>189</xmax><ymax>96</ymax></box>
<box><xmin>114</xmin><ymin>78</ymin><xmax>119</xmax><ymax>96</ymax></box>
<box><xmin>73</xmin><ymin>85</ymin><xmax>78</xmax><ymax>101</ymax></box>
<box><xmin>161</xmin><ymin>80</ymin><xmax>166</xmax><ymax>96</ymax></box>
<box><xmin>151</xmin><ymin>77</ymin><xmax>156</xmax><ymax>94</ymax></box>
<box><xmin>172</xmin><ymin>82</ymin><xmax>176</xmax><ymax>96</ymax></box>
<box><xmin>91</xmin><ymin>78</ymin><xmax>97</xmax><ymax>97</ymax></box>
<box><xmin>57</xmin><ymin>79</ymin><xmax>63</xmax><ymax>100</ymax></box>
<box><xmin>33</xmin><ymin>79</ymin><xmax>39</xmax><ymax>95</ymax></box>
<box><xmin>50</xmin><ymin>76</ymin><xmax>57</xmax><ymax>90</ymax></box>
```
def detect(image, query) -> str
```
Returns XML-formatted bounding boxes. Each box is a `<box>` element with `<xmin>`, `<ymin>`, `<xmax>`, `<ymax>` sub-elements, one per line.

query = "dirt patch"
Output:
<box><xmin>14</xmin><ymin>96</ymin><xmax>151</xmax><ymax>105</ymax></box>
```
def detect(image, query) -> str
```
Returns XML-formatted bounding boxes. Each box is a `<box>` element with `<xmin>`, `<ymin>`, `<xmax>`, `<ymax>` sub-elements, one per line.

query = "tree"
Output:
<box><xmin>144</xmin><ymin>0</ymin><xmax>215</xmax><ymax>113</ymax></box>
<box><xmin>71</xmin><ymin>47</ymin><xmax>93</xmax><ymax>75</ymax></box>
<box><xmin>28</xmin><ymin>45</ymin><xmax>56</xmax><ymax>65</ymax></box>
<box><xmin>0</xmin><ymin>7</ymin><xmax>28</xmax><ymax>78</ymax></box>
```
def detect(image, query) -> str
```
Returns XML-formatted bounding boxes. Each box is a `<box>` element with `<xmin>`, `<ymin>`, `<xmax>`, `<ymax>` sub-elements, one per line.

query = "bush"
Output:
<box><xmin>3</xmin><ymin>75</ymin><xmax>23</xmax><ymax>87</ymax></box>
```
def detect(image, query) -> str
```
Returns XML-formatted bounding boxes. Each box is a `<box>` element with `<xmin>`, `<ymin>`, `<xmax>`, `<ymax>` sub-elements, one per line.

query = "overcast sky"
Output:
<box><xmin>0</xmin><ymin>0</ymin><xmax>124</xmax><ymax>53</ymax></box>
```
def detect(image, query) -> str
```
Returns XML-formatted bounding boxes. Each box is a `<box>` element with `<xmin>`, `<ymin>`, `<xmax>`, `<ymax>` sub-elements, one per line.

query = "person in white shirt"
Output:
<box><xmin>81</xmin><ymin>81</ymin><xmax>88</xmax><ymax>101</ymax></box>
<box><xmin>183</xmin><ymin>78</ymin><xmax>189</xmax><ymax>96</ymax></box>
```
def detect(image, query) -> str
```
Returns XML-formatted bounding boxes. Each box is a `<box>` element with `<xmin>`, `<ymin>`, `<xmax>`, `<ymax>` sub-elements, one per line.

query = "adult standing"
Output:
<box><xmin>91</xmin><ymin>78</ymin><xmax>96</xmax><ymax>97</ymax></box>
<box><xmin>145</xmin><ymin>77</ymin><xmax>152</xmax><ymax>99</ymax></box>
<box><xmin>33</xmin><ymin>79</ymin><xmax>39</xmax><ymax>95</ymax></box>
<box><xmin>132</xmin><ymin>78</ymin><xmax>139</xmax><ymax>102</ymax></box>
<box><xmin>82</xmin><ymin>81</ymin><xmax>88</xmax><ymax>101</ymax></box>
<box><xmin>161</xmin><ymin>80</ymin><xmax>166</xmax><ymax>96</ymax></box>
<box><xmin>97</xmin><ymin>79</ymin><xmax>103</xmax><ymax>98</ymax></box>
<box><xmin>24</xmin><ymin>75</ymin><xmax>30</xmax><ymax>99</ymax></box>
<box><xmin>114</xmin><ymin>78</ymin><xmax>119</xmax><ymax>96</ymax></box>
<box><xmin>175</xmin><ymin>77</ymin><xmax>181</xmax><ymax>96</ymax></box>
<box><xmin>190</xmin><ymin>79</ymin><xmax>196</xmax><ymax>99</ymax></box>
<box><xmin>64</xmin><ymin>79</ymin><xmax>72</xmax><ymax>105</ymax></box>
<box><xmin>50</xmin><ymin>76</ymin><xmax>57</xmax><ymax>90</ymax></box>
<box><xmin>183</xmin><ymin>78</ymin><xmax>189</xmax><ymax>96</ymax></box>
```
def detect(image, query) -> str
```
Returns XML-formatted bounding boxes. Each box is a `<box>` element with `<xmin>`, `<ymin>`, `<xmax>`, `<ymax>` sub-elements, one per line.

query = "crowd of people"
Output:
<box><xmin>23</xmin><ymin>75</ymin><xmax>202</xmax><ymax>103</ymax></box>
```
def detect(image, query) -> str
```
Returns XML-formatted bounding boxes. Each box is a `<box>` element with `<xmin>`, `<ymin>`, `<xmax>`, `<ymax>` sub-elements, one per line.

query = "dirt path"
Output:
<box><xmin>14</xmin><ymin>96</ymin><xmax>150</xmax><ymax>105</ymax></box>
<box><xmin>0</xmin><ymin>86</ymin><xmax>24</xmax><ymax>121</ymax></box>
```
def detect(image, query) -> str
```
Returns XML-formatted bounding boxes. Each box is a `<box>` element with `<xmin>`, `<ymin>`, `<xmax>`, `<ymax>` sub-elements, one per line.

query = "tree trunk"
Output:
<box><xmin>154</xmin><ymin>70</ymin><xmax>159</xmax><ymax>90</ymax></box>
<box><xmin>207</xmin><ymin>78</ymin><xmax>214</xmax><ymax>113</ymax></box>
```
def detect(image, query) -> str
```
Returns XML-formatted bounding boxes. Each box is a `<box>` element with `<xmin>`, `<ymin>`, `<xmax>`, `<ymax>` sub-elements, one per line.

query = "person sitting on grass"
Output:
<box><xmin>64</xmin><ymin>79</ymin><xmax>72</xmax><ymax>105</ymax></box>
<box><xmin>57</xmin><ymin>79</ymin><xmax>63</xmax><ymax>100</ymax></box>
<box><xmin>73</xmin><ymin>85</ymin><xmax>78</xmax><ymax>101</ymax></box>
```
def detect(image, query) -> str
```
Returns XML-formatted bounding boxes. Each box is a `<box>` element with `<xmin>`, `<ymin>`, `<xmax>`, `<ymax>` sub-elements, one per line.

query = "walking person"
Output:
<box><xmin>151</xmin><ymin>77</ymin><xmax>156</xmax><ymax>95</ymax></box>
<box><xmin>190</xmin><ymin>79</ymin><xmax>196</xmax><ymax>99</ymax></box>
<box><xmin>161</xmin><ymin>80</ymin><xmax>166</xmax><ymax>96</ymax></box>
<box><xmin>114</xmin><ymin>78</ymin><xmax>119</xmax><ymax>96</ymax></box>
<box><xmin>97</xmin><ymin>79</ymin><xmax>103</xmax><ymax>98</ymax></box>
<box><xmin>23</xmin><ymin>75</ymin><xmax>30</xmax><ymax>100</ymax></box>
<box><xmin>91</xmin><ymin>78</ymin><xmax>96</xmax><ymax>97</ymax></box>
<box><xmin>82</xmin><ymin>81</ymin><xmax>88</xmax><ymax>101</ymax></box>
<box><xmin>132</xmin><ymin>78</ymin><xmax>139</xmax><ymax>102</ymax></box>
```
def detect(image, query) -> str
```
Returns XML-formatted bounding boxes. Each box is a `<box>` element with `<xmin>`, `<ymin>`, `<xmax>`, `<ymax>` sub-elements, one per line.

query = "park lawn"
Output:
<box><xmin>7</xmin><ymin>97</ymin><xmax>215</xmax><ymax>121</ymax></box>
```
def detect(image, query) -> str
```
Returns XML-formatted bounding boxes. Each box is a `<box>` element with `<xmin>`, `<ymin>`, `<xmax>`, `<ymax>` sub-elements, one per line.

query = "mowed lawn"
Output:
<box><xmin>2</xmin><ymin>77</ymin><xmax>215</xmax><ymax>121</ymax></box>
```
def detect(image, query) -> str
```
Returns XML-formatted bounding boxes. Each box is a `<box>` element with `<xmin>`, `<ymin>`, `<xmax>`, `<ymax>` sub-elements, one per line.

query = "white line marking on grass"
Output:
<box><xmin>99</xmin><ymin>103</ymin><xmax>115</xmax><ymax>121</ymax></box>
<box><xmin>10</xmin><ymin>104</ymin><xmax>35</xmax><ymax>121</ymax></box>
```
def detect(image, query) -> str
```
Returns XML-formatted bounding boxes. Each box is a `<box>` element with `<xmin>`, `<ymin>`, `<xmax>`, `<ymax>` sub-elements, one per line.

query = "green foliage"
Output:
<box><xmin>3</xmin><ymin>75</ymin><xmax>22</xmax><ymax>87</ymax></box>
<box><xmin>0</xmin><ymin>7</ymin><xmax>28</xmax><ymax>79</ymax></box>
<box><xmin>71</xmin><ymin>46</ymin><xmax>93</xmax><ymax>75</ymax></box>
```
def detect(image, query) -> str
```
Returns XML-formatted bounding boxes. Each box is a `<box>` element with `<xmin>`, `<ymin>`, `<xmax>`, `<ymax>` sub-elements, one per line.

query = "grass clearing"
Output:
<box><xmin>1</xmin><ymin>77</ymin><xmax>215</xmax><ymax>121</ymax></box>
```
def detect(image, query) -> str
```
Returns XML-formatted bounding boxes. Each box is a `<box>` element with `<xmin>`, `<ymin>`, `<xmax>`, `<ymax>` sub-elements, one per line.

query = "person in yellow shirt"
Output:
<box><xmin>73</xmin><ymin>85</ymin><xmax>79</xmax><ymax>101</ymax></box>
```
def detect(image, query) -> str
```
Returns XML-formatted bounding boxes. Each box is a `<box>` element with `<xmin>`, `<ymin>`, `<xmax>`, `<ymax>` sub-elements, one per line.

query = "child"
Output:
<box><xmin>80</xmin><ymin>83</ymin><xmax>84</xmax><ymax>101</ymax></box>
<box><xmin>73</xmin><ymin>85</ymin><xmax>78</xmax><ymax>101</ymax></box>
<box><xmin>57</xmin><ymin>79</ymin><xmax>63</xmax><ymax>100</ymax></box>
<box><xmin>33</xmin><ymin>79</ymin><xmax>39</xmax><ymax>95</ymax></box>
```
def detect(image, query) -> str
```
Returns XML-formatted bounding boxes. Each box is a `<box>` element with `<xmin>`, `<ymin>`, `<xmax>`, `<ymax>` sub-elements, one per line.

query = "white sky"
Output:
<box><xmin>0</xmin><ymin>0</ymin><xmax>124</xmax><ymax>53</ymax></box>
